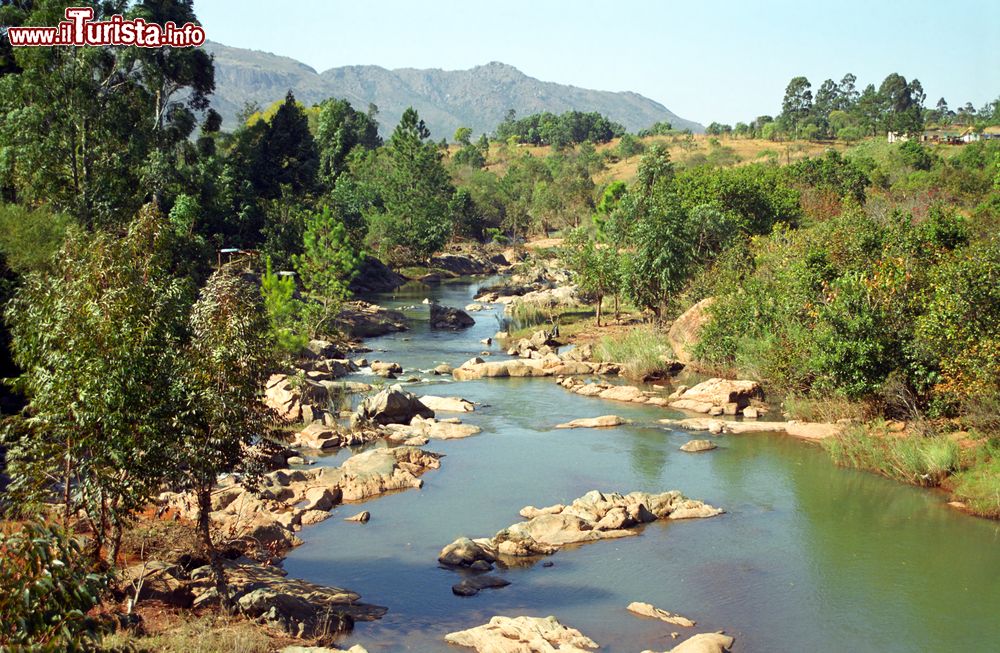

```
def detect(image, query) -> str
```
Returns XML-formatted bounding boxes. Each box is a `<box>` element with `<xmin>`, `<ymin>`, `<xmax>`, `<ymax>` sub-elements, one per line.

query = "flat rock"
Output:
<box><xmin>627</xmin><ymin>601</ymin><xmax>696</xmax><ymax>627</ymax></box>
<box><xmin>418</xmin><ymin>395</ymin><xmax>475</xmax><ymax>413</ymax></box>
<box><xmin>555</xmin><ymin>415</ymin><xmax>628</xmax><ymax>429</ymax></box>
<box><xmin>445</xmin><ymin>615</ymin><xmax>598</xmax><ymax>652</ymax></box>
<box><xmin>345</xmin><ymin>511</ymin><xmax>370</xmax><ymax>523</ymax></box>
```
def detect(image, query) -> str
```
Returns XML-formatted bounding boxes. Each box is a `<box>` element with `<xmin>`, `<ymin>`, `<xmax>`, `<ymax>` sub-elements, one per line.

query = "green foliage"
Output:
<box><xmin>0</xmin><ymin>202</ymin><xmax>71</xmax><ymax>274</ymax></box>
<box><xmin>294</xmin><ymin>206</ymin><xmax>363</xmax><ymax>336</ymax></box>
<box><xmin>261</xmin><ymin>256</ymin><xmax>308</xmax><ymax>360</ymax></box>
<box><xmin>615</xmin><ymin>133</ymin><xmax>645</xmax><ymax>161</ymax></box>
<box><xmin>897</xmin><ymin>140</ymin><xmax>933</xmax><ymax>171</ymax></box>
<box><xmin>562</xmin><ymin>228</ymin><xmax>622</xmax><ymax>325</ymax></box>
<box><xmin>636</xmin><ymin>121</ymin><xmax>673</xmax><ymax>137</ymax></box>
<box><xmin>3</xmin><ymin>206</ymin><xmax>193</xmax><ymax>564</ymax></box>
<box><xmin>786</xmin><ymin>150</ymin><xmax>870</xmax><ymax>204</ymax></box>
<box><xmin>495</xmin><ymin>110</ymin><xmax>625</xmax><ymax>146</ymax></box>
<box><xmin>315</xmin><ymin>98</ymin><xmax>381</xmax><ymax>186</ymax></box>
<box><xmin>0</xmin><ymin>0</ymin><xmax>214</xmax><ymax>227</ymax></box>
<box><xmin>0</xmin><ymin>520</ymin><xmax>112</xmax><ymax>650</ymax></box>
<box><xmin>675</xmin><ymin>163</ymin><xmax>801</xmax><ymax>234</ymax></box>
<box><xmin>362</xmin><ymin>108</ymin><xmax>454</xmax><ymax>262</ymax></box>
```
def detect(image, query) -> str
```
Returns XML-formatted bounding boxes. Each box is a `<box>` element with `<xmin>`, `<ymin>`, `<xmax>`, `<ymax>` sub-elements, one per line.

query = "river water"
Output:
<box><xmin>282</xmin><ymin>278</ymin><xmax>1000</xmax><ymax>652</ymax></box>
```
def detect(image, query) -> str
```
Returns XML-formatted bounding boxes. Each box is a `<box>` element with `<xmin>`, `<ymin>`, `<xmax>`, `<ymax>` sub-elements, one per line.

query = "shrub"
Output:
<box><xmin>0</xmin><ymin>520</ymin><xmax>112</xmax><ymax>650</ymax></box>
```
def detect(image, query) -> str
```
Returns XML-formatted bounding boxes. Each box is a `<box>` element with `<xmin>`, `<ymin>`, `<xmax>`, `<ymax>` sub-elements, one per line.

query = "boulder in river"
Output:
<box><xmin>646</xmin><ymin>632</ymin><xmax>735</xmax><ymax>653</ymax></box>
<box><xmin>430</xmin><ymin>303</ymin><xmax>476</xmax><ymax>330</ymax></box>
<box><xmin>668</xmin><ymin>378</ymin><xmax>763</xmax><ymax>415</ymax></box>
<box><xmin>351</xmin><ymin>385</ymin><xmax>434</xmax><ymax>427</ymax></box>
<box><xmin>627</xmin><ymin>601</ymin><xmax>696</xmax><ymax>627</ymax></box>
<box><xmin>438</xmin><ymin>537</ymin><xmax>498</xmax><ymax>568</ymax></box>
<box><xmin>418</xmin><ymin>395</ymin><xmax>475</xmax><ymax>413</ymax></box>
<box><xmin>554</xmin><ymin>415</ymin><xmax>628</xmax><ymax>429</ymax></box>
<box><xmin>680</xmin><ymin>439</ymin><xmax>717</xmax><ymax>453</ymax></box>
<box><xmin>451</xmin><ymin>574</ymin><xmax>511</xmax><ymax>597</ymax></box>
<box><xmin>445</xmin><ymin>615</ymin><xmax>598</xmax><ymax>652</ymax></box>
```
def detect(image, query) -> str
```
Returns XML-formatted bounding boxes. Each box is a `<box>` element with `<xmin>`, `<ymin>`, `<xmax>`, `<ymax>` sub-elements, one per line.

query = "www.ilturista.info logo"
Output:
<box><xmin>7</xmin><ymin>7</ymin><xmax>205</xmax><ymax>48</ymax></box>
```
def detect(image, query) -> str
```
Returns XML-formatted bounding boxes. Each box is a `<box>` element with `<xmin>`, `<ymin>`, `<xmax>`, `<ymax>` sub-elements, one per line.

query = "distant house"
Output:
<box><xmin>920</xmin><ymin>125</ymin><xmax>1000</xmax><ymax>144</ymax></box>
<box><xmin>887</xmin><ymin>131</ymin><xmax>910</xmax><ymax>143</ymax></box>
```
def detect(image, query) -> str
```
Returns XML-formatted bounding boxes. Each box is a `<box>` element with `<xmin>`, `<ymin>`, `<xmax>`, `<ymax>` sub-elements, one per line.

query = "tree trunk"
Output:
<box><xmin>595</xmin><ymin>295</ymin><xmax>603</xmax><ymax>327</ymax></box>
<box><xmin>614</xmin><ymin>295</ymin><xmax>620</xmax><ymax>323</ymax></box>
<box><xmin>197</xmin><ymin>484</ymin><xmax>232</xmax><ymax>613</ymax></box>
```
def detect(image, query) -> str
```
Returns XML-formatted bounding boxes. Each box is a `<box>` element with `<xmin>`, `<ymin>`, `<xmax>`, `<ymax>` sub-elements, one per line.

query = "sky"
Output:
<box><xmin>195</xmin><ymin>0</ymin><xmax>1000</xmax><ymax>126</ymax></box>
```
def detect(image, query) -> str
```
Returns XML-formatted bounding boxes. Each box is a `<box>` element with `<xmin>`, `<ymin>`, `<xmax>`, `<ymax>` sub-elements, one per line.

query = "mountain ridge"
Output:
<box><xmin>203</xmin><ymin>41</ymin><xmax>703</xmax><ymax>137</ymax></box>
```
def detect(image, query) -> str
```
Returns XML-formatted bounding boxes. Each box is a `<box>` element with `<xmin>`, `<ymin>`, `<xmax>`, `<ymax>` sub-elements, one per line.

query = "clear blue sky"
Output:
<box><xmin>195</xmin><ymin>0</ymin><xmax>1000</xmax><ymax>126</ymax></box>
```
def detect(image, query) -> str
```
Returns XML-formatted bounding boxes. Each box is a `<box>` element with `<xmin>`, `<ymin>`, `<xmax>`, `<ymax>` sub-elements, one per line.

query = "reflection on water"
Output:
<box><xmin>282</xmin><ymin>279</ymin><xmax>1000</xmax><ymax>652</ymax></box>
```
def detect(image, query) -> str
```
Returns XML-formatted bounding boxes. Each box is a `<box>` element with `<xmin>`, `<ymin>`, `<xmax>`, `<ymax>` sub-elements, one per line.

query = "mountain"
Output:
<box><xmin>202</xmin><ymin>41</ymin><xmax>703</xmax><ymax>137</ymax></box>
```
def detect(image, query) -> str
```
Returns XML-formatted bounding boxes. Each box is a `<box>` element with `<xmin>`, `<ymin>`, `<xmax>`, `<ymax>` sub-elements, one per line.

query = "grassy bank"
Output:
<box><xmin>824</xmin><ymin>422</ymin><xmax>999</xmax><ymax>517</ymax></box>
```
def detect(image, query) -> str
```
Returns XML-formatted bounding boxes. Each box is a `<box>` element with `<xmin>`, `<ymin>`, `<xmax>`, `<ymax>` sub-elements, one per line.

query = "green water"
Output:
<box><xmin>283</xmin><ymin>279</ymin><xmax>1000</xmax><ymax>652</ymax></box>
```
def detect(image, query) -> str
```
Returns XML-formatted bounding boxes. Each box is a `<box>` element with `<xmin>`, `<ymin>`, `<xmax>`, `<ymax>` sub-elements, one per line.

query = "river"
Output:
<box><xmin>282</xmin><ymin>278</ymin><xmax>1000</xmax><ymax>652</ymax></box>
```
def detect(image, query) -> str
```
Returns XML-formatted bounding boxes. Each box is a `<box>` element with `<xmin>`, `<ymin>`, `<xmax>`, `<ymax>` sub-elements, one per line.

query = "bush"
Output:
<box><xmin>0</xmin><ymin>203</ymin><xmax>72</xmax><ymax>274</ymax></box>
<box><xmin>0</xmin><ymin>520</ymin><xmax>112</xmax><ymax>650</ymax></box>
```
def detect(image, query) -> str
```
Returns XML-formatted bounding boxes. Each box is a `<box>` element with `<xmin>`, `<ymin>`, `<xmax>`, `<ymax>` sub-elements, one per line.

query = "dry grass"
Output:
<box><xmin>454</xmin><ymin>135</ymin><xmax>851</xmax><ymax>184</ymax></box>
<box><xmin>102</xmin><ymin>611</ymin><xmax>282</xmax><ymax>653</ymax></box>
<box><xmin>783</xmin><ymin>394</ymin><xmax>869</xmax><ymax>422</ymax></box>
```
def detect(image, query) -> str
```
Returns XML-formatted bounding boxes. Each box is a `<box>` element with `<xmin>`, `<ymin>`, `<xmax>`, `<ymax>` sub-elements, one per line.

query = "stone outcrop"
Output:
<box><xmin>383</xmin><ymin>415</ymin><xmax>482</xmax><ymax>441</ymax></box>
<box><xmin>627</xmin><ymin>601</ymin><xmax>695</xmax><ymax>628</ymax></box>
<box><xmin>349</xmin><ymin>256</ymin><xmax>405</xmax><ymax>294</ymax></box>
<box><xmin>351</xmin><ymin>386</ymin><xmax>434</xmax><ymax>427</ymax></box>
<box><xmin>439</xmin><ymin>490</ymin><xmax>722</xmax><ymax>569</ymax></box>
<box><xmin>667</xmin><ymin>298</ymin><xmax>716</xmax><ymax>365</ymax></box>
<box><xmin>557</xmin><ymin>377</ymin><xmax>671</xmax><ymax>406</ymax></box>
<box><xmin>445</xmin><ymin>616</ymin><xmax>598</xmax><ymax>653</ymax></box>
<box><xmin>429</xmin><ymin>303</ymin><xmax>476</xmax><ymax>330</ymax></box>
<box><xmin>508</xmin><ymin>329</ymin><xmax>560</xmax><ymax>359</ymax></box>
<box><xmin>335</xmin><ymin>301</ymin><xmax>408</xmax><ymax>338</ymax></box>
<box><xmin>453</xmin><ymin>356</ymin><xmax>619</xmax><ymax>381</ymax></box>
<box><xmin>667</xmin><ymin>378</ymin><xmax>764</xmax><ymax>416</ymax></box>
<box><xmin>660</xmin><ymin>417</ymin><xmax>844</xmax><ymax>440</ymax></box>
<box><xmin>158</xmin><ymin>447</ymin><xmax>442</xmax><ymax>558</ymax></box>
<box><xmin>554</xmin><ymin>415</ymin><xmax>628</xmax><ymax>429</ymax></box>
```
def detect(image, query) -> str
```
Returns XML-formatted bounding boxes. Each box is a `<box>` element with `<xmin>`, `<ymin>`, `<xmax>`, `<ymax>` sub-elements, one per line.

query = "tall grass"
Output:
<box><xmin>825</xmin><ymin>423</ymin><xmax>959</xmax><ymax>487</ymax></box>
<box><xmin>594</xmin><ymin>326</ymin><xmax>674</xmax><ymax>379</ymax></box>
<box><xmin>103</xmin><ymin>615</ymin><xmax>273</xmax><ymax>653</ymax></box>
<box><xmin>951</xmin><ymin>456</ymin><xmax>1000</xmax><ymax>518</ymax></box>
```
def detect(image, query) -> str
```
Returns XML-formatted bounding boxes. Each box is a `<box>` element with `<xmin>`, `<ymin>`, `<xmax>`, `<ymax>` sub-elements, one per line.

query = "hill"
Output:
<box><xmin>203</xmin><ymin>41</ymin><xmax>703</xmax><ymax>138</ymax></box>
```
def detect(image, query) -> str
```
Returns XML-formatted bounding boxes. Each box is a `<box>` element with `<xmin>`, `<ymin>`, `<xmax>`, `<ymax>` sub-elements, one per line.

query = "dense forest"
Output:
<box><xmin>0</xmin><ymin>0</ymin><xmax>998</xmax><ymax>650</ymax></box>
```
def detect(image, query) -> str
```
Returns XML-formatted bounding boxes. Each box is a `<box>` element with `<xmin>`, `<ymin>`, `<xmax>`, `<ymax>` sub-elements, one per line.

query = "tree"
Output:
<box><xmin>172</xmin><ymin>265</ymin><xmax>275</xmax><ymax>611</ymax></box>
<box><xmin>0</xmin><ymin>0</ymin><xmax>215</xmax><ymax>227</ymax></box>
<box><xmin>294</xmin><ymin>206</ymin><xmax>363</xmax><ymax>336</ymax></box>
<box><xmin>315</xmin><ymin>98</ymin><xmax>381</xmax><ymax>187</ymax></box>
<box><xmin>261</xmin><ymin>256</ymin><xmax>307</xmax><ymax>360</ymax></box>
<box><xmin>3</xmin><ymin>206</ymin><xmax>192</xmax><ymax>565</ymax></box>
<box><xmin>563</xmin><ymin>228</ymin><xmax>621</xmax><ymax>326</ymax></box>
<box><xmin>364</xmin><ymin>107</ymin><xmax>454</xmax><ymax>261</ymax></box>
<box><xmin>616</xmin><ymin>133</ymin><xmax>644</xmax><ymax>161</ymax></box>
<box><xmin>454</xmin><ymin>126</ymin><xmax>473</xmax><ymax>145</ymax></box>
<box><xmin>265</xmin><ymin>91</ymin><xmax>319</xmax><ymax>196</ymax></box>
<box><xmin>780</xmin><ymin>76</ymin><xmax>813</xmax><ymax>137</ymax></box>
